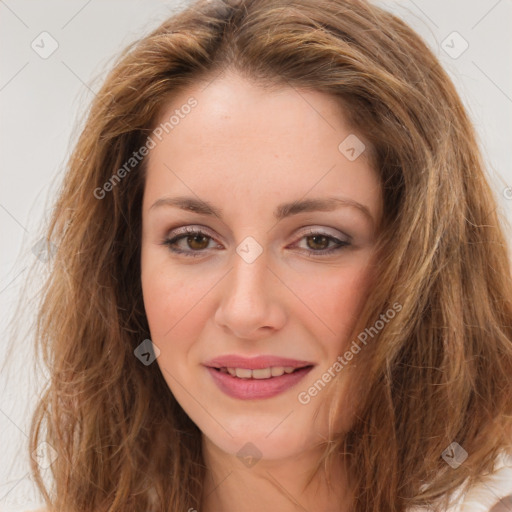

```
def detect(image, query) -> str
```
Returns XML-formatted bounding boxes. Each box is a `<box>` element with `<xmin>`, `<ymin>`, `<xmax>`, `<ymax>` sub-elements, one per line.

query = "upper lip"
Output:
<box><xmin>204</xmin><ymin>355</ymin><xmax>315</xmax><ymax>370</ymax></box>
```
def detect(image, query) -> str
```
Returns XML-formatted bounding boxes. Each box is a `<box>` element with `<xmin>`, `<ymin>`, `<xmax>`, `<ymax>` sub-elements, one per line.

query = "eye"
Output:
<box><xmin>161</xmin><ymin>226</ymin><xmax>351</xmax><ymax>258</ymax></box>
<box><xmin>162</xmin><ymin>227</ymin><xmax>218</xmax><ymax>258</ymax></box>
<box><xmin>291</xmin><ymin>228</ymin><xmax>351</xmax><ymax>256</ymax></box>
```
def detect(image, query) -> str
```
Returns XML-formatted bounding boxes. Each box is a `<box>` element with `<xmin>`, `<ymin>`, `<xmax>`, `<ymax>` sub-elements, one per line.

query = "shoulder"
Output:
<box><xmin>452</xmin><ymin>451</ymin><xmax>512</xmax><ymax>511</ymax></box>
<box><xmin>409</xmin><ymin>451</ymin><xmax>512</xmax><ymax>512</ymax></box>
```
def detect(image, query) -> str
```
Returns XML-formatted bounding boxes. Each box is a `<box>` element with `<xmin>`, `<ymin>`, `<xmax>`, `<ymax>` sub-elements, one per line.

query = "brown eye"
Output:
<box><xmin>293</xmin><ymin>230</ymin><xmax>351</xmax><ymax>256</ymax></box>
<box><xmin>186</xmin><ymin>233</ymin><xmax>210</xmax><ymax>250</ymax></box>
<box><xmin>306</xmin><ymin>234</ymin><xmax>330</xmax><ymax>251</ymax></box>
<box><xmin>163</xmin><ymin>228</ymin><xmax>217</xmax><ymax>258</ymax></box>
<box><xmin>163</xmin><ymin>227</ymin><xmax>350</xmax><ymax>258</ymax></box>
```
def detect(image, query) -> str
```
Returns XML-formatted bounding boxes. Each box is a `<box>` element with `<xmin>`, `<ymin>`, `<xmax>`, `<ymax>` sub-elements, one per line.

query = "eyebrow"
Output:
<box><xmin>150</xmin><ymin>195</ymin><xmax>374</xmax><ymax>224</ymax></box>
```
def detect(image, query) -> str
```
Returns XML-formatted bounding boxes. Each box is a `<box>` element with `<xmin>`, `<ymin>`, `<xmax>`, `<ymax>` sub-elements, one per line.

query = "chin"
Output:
<box><xmin>203</xmin><ymin>423</ymin><xmax>316</xmax><ymax>462</ymax></box>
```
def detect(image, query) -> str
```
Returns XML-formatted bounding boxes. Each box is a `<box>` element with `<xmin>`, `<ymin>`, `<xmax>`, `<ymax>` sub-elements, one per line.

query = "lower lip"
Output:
<box><xmin>206</xmin><ymin>366</ymin><xmax>313</xmax><ymax>400</ymax></box>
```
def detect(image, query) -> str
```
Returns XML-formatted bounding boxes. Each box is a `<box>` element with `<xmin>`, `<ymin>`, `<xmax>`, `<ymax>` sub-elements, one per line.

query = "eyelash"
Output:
<box><xmin>161</xmin><ymin>226</ymin><xmax>351</xmax><ymax>258</ymax></box>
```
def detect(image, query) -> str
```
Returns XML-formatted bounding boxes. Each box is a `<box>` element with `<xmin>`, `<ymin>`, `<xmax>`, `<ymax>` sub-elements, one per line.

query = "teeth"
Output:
<box><xmin>219</xmin><ymin>366</ymin><xmax>300</xmax><ymax>379</ymax></box>
<box><xmin>251</xmin><ymin>368</ymin><xmax>272</xmax><ymax>379</ymax></box>
<box><xmin>271</xmin><ymin>367</ymin><xmax>285</xmax><ymax>377</ymax></box>
<box><xmin>235</xmin><ymin>368</ymin><xmax>252</xmax><ymax>379</ymax></box>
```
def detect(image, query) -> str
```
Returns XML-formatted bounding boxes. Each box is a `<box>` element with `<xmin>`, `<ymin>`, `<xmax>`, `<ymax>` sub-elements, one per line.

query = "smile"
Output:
<box><xmin>216</xmin><ymin>366</ymin><xmax>305</xmax><ymax>379</ymax></box>
<box><xmin>207</xmin><ymin>365</ymin><xmax>314</xmax><ymax>400</ymax></box>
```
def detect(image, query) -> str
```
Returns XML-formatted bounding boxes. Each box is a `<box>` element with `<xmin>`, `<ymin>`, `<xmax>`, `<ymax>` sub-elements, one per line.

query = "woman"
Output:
<box><xmin>25</xmin><ymin>0</ymin><xmax>512</xmax><ymax>510</ymax></box>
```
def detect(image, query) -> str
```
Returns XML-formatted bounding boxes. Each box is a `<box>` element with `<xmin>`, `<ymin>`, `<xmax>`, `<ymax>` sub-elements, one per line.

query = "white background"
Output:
<box><xmin>1</xmin><ymin>0</ymin><xmax>511</xmax><ymax>509</ymax></box>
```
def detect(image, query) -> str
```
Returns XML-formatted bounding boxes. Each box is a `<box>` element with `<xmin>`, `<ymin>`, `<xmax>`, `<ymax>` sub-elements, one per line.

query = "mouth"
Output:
<box><xmin>205</xmin><ymin>364</ymin><xmax>315</xmax><ymax>400</ymax></box>
<box><xmin>210</xmin><ymin>365</ymin><xmax>314</xmax><ymax>379</ymax></box>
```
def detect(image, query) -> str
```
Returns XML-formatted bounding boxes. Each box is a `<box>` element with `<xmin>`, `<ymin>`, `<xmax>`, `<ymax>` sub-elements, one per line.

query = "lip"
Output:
<box><xmin>203</xmin><ymin>354</ymin><xmax>315</xmax><ymax>370</ymax></box>
<box><xmin>206</xmin><ymin>366</ymin><xmax>314</xmax><ymax>400</ymax></box>
<box><xmin>203</xmin><ymin>355</ymin><xmax>315</xmax><ymax>400</ymax></box>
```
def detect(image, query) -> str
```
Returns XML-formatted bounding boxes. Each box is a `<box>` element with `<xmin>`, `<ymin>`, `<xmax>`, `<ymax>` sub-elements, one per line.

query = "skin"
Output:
<box><xmin>140</xmin><ymin>69</ymin><xmax>383</xmax><ymax>512</ymax></box>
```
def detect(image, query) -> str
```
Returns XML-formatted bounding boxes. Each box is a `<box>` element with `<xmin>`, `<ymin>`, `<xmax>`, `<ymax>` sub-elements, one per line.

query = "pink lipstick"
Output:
<box><xmin>203</xmin><ymin>355</ymin><xmax>315</xmax><ymax>400</ymax></box>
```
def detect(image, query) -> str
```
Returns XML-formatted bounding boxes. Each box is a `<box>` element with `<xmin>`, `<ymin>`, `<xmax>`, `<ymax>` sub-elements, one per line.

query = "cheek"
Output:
<box><xmin>292</xmin><ymin>261</ymin><xmax>375</xmax><ymax>343</ymax></box>
<box><xmin>140</xmin><ymin>266</ymin><xmax>203</xmax><ymax>386</ymax></box>
<box><xmin>141</xmin><ymin>268</ymin><xmax>178</xmax><ymax>339</ymax></box>
<box><xmin>140</xmin><ymin>249</ymin><xmax>221</xmax><ymax>356</ymax></box>
<box><xmin>141</xmin><ymin>248</ymin><xmax>195</xmax><ymax>340</ymax></box>
<box><xmin>142</xmin><ymin>273</ymin><xmax>203</xmax><ymax>342</ymax></box>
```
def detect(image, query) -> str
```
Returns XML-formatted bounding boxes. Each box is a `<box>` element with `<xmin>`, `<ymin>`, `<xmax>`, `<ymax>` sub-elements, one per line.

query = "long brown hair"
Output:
<box><xmin>25</xmin><ymin>0</ymin><xmax>512</xmax><ymax>510</ymax></box>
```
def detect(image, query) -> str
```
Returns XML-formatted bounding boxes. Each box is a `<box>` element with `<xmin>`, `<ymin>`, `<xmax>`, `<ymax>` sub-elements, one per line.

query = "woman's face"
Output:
<box><xmin>140</xmin><ymin>70</ymin><xmax>383</xmax><ymax>461</ymax></box>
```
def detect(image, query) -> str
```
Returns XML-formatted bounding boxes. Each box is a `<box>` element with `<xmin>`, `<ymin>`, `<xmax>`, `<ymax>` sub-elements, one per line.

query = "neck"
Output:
<box><xmin>200</xmin><ymin>436</ymin><xmax>353</xmax><ymax>512</ymax></box>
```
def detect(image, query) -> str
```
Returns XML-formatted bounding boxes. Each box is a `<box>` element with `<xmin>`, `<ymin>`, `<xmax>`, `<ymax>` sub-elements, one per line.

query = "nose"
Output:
<box><xmin>214</xmin><ymin>250</ymin><xmax>287</xmax><ymax>340</ymax></box>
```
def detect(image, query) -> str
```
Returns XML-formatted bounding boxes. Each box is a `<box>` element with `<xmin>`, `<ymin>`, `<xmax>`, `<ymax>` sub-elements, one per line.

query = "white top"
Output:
<box><xmin>410</xmin><ymin>450</ymin><xmax>512</xmax><ymax>511</ymax></box>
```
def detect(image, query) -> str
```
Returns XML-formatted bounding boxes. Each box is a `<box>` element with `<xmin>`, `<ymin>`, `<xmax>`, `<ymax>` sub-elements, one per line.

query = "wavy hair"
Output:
<box><xmin>26</xmin><ymin>0</ymin><xmax>512</xmax><ymax>510</ymax></box>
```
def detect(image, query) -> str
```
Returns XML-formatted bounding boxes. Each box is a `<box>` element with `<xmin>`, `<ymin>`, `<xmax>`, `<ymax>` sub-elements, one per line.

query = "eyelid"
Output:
<box><xmin>167</xmin><ymin>224</ymin><xmax>217</xmax><ymax>238</ymax></box>
<box><xmin>297</xmin><ymin>225</ymin><xmax>351</xmax><ymax>242</ymax></box>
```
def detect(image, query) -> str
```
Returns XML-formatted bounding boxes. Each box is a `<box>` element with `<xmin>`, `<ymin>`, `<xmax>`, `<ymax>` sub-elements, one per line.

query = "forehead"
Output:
<box><xmin>143</xmin><ymin>71</ymin><xmax>382</xmax><ymax>224</ymax></box>
<box><xmin>152</xmin><ymin>70</ymin><xmax>353</xmax><ymax>150</ymax></box>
